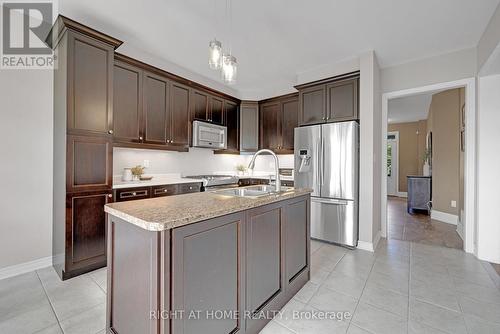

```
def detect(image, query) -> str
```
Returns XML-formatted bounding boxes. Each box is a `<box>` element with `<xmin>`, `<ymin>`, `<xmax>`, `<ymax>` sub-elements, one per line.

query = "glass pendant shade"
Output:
<box><xmin>221</xmin><ymin>54</ymin><xmax>237</xmax><ymax>84</ymax></box>
<box><xmin>208</xmin><ymin>39</ymin><xmax>223</xmax><ymax>70</ymax></box>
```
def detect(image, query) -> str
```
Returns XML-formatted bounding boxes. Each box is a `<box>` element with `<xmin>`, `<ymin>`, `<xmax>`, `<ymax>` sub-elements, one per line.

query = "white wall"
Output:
<box><xmin>477</xmin><ymin>2</ymin><xmax>500</xmax><ymax>72</ymax></box>
<box><xmin>358</xmin><ymin>51</ymin><xmax>382</xmax><ymax>250</ymax></box>
<box><xmin>476</xmin><ymin>74</ymin><xmax>500</xmax><ymax>264</ymax></box>
<box><xmin>113</xmin><ymin>147</ymin><xmax>294</xmax><ymax>176</ymax></box>
<box><xmin>0</xmin><ymin>69</ymin><xmax>53</xmax><ymax>269</ymax></box>
<box><xmin>381</xmin><ymin>48</ymin><xmax>477</xmax><ymax>93</ymax></box>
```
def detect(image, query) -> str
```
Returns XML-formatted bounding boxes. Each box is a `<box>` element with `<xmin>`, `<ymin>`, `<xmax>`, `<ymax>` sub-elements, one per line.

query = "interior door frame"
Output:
<box><xmin>386</xmin><ymin>131</ymin><xmax>399</xmax><ymax>197</ymax></box>
<box><xmin>381</xmin><ymin>78</ymin><xmax>476</xmax><ymax>255</ymax></box>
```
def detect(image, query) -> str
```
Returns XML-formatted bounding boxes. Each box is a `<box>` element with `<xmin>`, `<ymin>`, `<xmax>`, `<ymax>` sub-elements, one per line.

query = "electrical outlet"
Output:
<box><xmin>451</xmin><ymin>200</ymin><xmax>457</xmax><ymax>208</ymax></box>
<box><xmin>143</xmin><ymin>160</ymin><xmax>150</xmax><ymax>168</ymax></box>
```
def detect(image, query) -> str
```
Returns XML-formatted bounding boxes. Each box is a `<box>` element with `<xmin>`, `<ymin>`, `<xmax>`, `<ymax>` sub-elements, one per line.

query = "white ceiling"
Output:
<box><xmin>60</xmin><ymin>0</ymin><xmax>500</xmax><ymax>98</ymax></box>
<box><xmin>388</xmin><ymin>93</ymin><xmax>434</xmax><ymax>124</ymax></box>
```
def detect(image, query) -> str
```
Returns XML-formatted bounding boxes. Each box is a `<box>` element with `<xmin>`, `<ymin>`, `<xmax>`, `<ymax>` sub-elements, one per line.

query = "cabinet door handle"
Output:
<box><xmin>107</xmin><ymin>194</ymin><xmax>112</xmax><ymax>198</ymax></box>
<box><xmin>139</xmin><ymin>136</ymin><xmax>143</xmax><ymax>140</ymax></box>
<box><xmin>108</xmin><ymin>129</ymin><xmax>114</xmax><ymax>134</ymax></box>
<box><xmin>171</xmin><ymin>139</ymin><xmax>174</xmax><ymax>143</ymax></box>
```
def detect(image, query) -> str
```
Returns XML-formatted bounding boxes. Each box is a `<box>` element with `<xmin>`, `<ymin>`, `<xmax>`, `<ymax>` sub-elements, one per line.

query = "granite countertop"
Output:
<box><xmin>104</xmin><ymin>187</ymin><xmax>312</xmax><ymax>231</ymax></box>
<box><xmin>112</xmin><ymin>174</ymin><xmax>202</xmax><ymax>189</ymax></box>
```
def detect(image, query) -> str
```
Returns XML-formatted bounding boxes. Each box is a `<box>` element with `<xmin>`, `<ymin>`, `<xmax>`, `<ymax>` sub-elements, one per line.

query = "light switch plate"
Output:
<box><xmin>451</xmin><ymin>200</ymin><xmax>457</xmax><ymax>208</ymax></box>
<box><xmin>143</xmin><ymin>160</ymin><xmax>150</xmax><ymax>168</ymax></box>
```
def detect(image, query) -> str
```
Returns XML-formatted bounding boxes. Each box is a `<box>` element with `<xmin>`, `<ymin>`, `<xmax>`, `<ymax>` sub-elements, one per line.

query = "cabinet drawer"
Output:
<box><xmin>178</xmin><ymin>183</ymin><xmax>201</xmax><ymax>194</ymax></box>
<box><xmin>152</xmin><ymin>184</ymin><xmax>178</xmax><ymax>197</ymax></box>
<box><xmin>115</xmin><ymin>187</ymin><xmax>150</xmax><ymax>202</ymax></box>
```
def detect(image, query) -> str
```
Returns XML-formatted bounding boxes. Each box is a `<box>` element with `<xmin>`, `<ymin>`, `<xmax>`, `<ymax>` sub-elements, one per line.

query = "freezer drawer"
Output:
<box><xmin>311</xmin><ymin>197</ymin><xmax>358</xmax><ymax>247</ymax></box>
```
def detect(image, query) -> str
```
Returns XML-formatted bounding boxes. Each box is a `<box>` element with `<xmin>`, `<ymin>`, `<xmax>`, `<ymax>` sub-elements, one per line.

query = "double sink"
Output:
<box><xmin>215</xmin><ymin>185</ymin><xmax>293</xmax><ymax>198</ymax></box>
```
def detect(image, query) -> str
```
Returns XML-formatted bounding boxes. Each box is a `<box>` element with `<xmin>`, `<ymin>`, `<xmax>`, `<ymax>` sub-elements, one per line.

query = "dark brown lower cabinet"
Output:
<box><xmin>172</xmin><ymin>212</ymin><xmax>244</xmax><ymax>334</ymax></box>
<box><xmin>106</xmin><ymin>195</ymin><xmax>310</xmax><ymax>334</ymax></box>
<box><xmin>64</xmin><ymin>190</ymin><xmax>112</xmax><ymax>278</ymax></box>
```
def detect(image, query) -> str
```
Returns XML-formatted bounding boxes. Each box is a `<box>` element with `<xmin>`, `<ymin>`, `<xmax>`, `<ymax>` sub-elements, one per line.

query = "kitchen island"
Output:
<box><xmin>104</xmin><ymin>187</ymin><xmax>311</xmax><ymax>334</ymax></box>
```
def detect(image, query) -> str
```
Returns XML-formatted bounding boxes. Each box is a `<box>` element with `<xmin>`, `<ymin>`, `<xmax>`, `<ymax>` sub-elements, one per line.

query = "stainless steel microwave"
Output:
<box><xmin>192</xmin><ymin>120</ymin><xmax>227</xmax><ymax>149</ymax></box>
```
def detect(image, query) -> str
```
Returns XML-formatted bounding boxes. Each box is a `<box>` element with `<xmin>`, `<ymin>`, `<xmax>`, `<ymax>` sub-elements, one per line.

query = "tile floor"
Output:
<box><xmin>1</xmin><ymin>239</ymin><xmax>499</xmax><ymax>334</ymax></box>
<box><xmin>387</xmin><ymin>196</ymin><xmax>463</xmax><ymax>249</ymax></box>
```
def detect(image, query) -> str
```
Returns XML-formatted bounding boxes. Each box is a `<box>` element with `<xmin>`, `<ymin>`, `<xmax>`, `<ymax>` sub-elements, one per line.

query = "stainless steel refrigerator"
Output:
<box><xmin>294</xmin><ymin>121</ymin><xmax>359</xmax><ymax>247</ymax></box>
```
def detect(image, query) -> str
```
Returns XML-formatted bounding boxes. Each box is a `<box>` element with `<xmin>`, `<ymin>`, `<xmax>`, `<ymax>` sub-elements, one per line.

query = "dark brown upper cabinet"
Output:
<box><xmin>296</xmin><ymin>73</ymin><xmax>359</xmax><ymax>126</ymax></box>
<box><xmin>298</xmin><ymin>85</ymin><xmax>326</xmax><ymax>126</ymax></box>
<box><xmin>281</xmin><ymin>97</ymin><xmax>299</xmax><ymax>151</ymax></box>
<box><xmin>113</xmin><ymin>61</ymin><xmax>143</xmax><ymax>143</ymax></box>
<box><xmin>210</xmin><ymin>96</ymin><xmax>224</xmax><ymax>125</ymax></box>
<box><xmin>143</xmin><ymin>72</ymin><xmax>170</xmax><ymax>145</ymax></box>
<box><xmin>67</xmin><ymin>31</ymin><xmax>115</xmax><ymax>136</ymax></box>
<box><xmin>260</xmin><ymin>101</ymin><xmax>281</xmax><ymax>151</ymax></box>
<box><xmin>239</xmin><ymin>101</ymin><xmax>259</xmax><ymax>153</ymax></box>
<box><xmin>224</xmin><ymin>100</ymin><xmax>239</xmax><ymax>151</ymax></box>
<box><xmin>326</xmin><ymin>77</ymin><xmax>359</xmax><ymax>122</ymax></box>
<box><xmin>259</xmin><ymin>94</ymin><xmax>298</xmax><ymax>154</ymax></box>
<box><xmin>191</xmin><ymin>89</ymin><xmax>209</xmax><ymax>121</ymax></box>
<box><xmin>169</xmin><ymin>82</ymin><xmax>190</xmax><ymax>147</ymax></box>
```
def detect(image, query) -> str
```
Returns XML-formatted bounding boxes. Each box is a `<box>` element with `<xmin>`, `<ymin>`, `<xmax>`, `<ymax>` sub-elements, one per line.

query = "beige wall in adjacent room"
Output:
<box><xmin>427</xmin><ymin>88</ymin><xmax>463</xmax><ymax>216</ymax></box>
<box><xmin>388</xmin><ymin>121</ymin><xmax>427</xmax><ymax>193</ymax></box>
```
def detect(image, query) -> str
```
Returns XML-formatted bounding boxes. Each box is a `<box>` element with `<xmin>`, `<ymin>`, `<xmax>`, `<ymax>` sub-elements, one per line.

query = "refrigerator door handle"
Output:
<box><xmin>312</xmin><ymin>197</ymin><xmax>349</xmax><ymax>206</ymax></box>
<box><xmin>319</xmin><ymin>136</ymin><xmax>324</xmax><ymax>186</ymax></box>
<box><xmin>316</xmin><ymin>137</ymin><xmax>322</xmax><ymax>187</ymax></box>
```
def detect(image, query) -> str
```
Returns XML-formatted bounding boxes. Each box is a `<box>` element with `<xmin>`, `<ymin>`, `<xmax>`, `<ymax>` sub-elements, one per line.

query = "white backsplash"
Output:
<box><xmin>113</xmin><ymin>147</ymin><xmax>294</xmax><ymax>177</ymax></box>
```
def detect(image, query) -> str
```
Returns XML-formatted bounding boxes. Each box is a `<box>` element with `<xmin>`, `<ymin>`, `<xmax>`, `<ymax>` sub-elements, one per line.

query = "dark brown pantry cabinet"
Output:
<box><xmin>259</xmin><ymin>93</ymin><xmax>298</xmax><ymax>154</ymax></box>
<box><xmin>48</xmin><ymin>15</ymin><xmax>123</xmax><ymax>279</ymax></box>
<box><xmin>296</xmin><ymin>73</ymin><xmax>359</xmax><ymax>126</ymax></box>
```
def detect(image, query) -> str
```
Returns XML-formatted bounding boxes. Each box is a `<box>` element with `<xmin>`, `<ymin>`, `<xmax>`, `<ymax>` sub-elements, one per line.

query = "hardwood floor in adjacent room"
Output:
<box><xmin>387</xmin><ymin>196</ymin><xmax>463</xmax><ymax>249</ymax></box>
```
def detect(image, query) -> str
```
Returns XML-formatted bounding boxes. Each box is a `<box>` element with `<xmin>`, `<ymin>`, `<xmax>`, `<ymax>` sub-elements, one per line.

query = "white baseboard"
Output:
<box><xmin>431</xmin><ymin>210</ymin><xmax>459</xmax><ymax>225</ymax></box>
<box><xmin>0</xmin><ymin>256</ymin><xmax>52</xmax><ymax>281</ymax></box>
<box><xmin>397</xmin><ymin>192</ymin><xmax>408</xmax><ymax>198</ymax></box>
<box><xmin>357</xmin><ymin>231</ymin><xmax>381</xmax><ymax>252</ymax></box>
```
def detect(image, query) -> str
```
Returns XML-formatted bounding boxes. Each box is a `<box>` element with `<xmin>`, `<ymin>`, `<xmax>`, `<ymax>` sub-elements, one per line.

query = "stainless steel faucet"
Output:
<box><xmin>247</xmin><ymin>149</ymin><xmax>281</xmax><ymax>192</ymax></box>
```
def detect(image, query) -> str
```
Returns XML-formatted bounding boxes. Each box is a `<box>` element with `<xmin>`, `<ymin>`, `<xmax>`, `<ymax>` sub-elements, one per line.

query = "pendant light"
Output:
<box><xmin>208</xmin><ymin>39</ymin><xmax>222</xmax><ymax>70</ymax></box>
<box><xmin>221</xmin><ymin>53</ymin><xmax>237</xmax><ymax>84</ymax></box>
<box><xmin>208</xmin><ymin>0</ymin><xmax>222</xmax><ymax>70</ymax></box>
<box><xmin>221</xmin><ymin>0</ymin><xmax>237</xmax><ymax>84</ymax></box>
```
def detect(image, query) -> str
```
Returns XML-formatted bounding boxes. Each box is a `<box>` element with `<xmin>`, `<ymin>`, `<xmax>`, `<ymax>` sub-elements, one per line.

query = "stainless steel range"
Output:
<box><xmin>183</xmin><ymin>175</ymin><xmax>239</xmax><ymax>191</ymax></box>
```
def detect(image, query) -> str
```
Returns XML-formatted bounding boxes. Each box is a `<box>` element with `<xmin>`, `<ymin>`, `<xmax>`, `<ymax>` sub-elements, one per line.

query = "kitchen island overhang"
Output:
<box><xmin>104</xmin><ymin>188</ymin><xmax>312</xmax><ymax>334</ymax></box>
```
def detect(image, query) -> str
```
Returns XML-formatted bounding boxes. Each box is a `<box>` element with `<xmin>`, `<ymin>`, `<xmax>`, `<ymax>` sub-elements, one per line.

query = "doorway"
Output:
<box><xmin>386</xmin><ymin>132</ymin><xmax>399</xmax><ymax>196</ymax></box>
<box><xmin>381</xmin><ymin>78</ymin><xmax>476</xmax><ymax>253</ymax></box>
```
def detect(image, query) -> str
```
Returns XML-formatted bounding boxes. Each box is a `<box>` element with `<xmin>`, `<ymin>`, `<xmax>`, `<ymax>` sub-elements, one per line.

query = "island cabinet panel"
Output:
<box><xmin>169</xmin><ymin>82</ymin><xmax>190</xmax><ymax>147</ymax></box>
<box><xmin>285</xmin><ymin>198</ymin><xmax>309</xmax><ymax>283</ymax></box>
<box><xmin>65</xmin><ymin>190</ymin><xmax>112</xmax><ymax>276</ymax></box>
<box><xmin>244</xmin><ymin>204</ymin><xmax>285</xmax><ymax>334</ymax></box>
<box><xmin>143</xmin><ymin>72</ymin><xmax>170</xmax><ymax>144</ymax></box>
<box><xmin>106</xmin><ymin>194</ymin><xmax>310</xmax><ymax>334</ymax></box>
<box><xmin>171</xmin><ymin>212</ymin><xmax>245</xmax><ymax>334</ymax></box>
<box><xmin>113</xmin><ymin>61</ymin><xmax>143</xmax><ymax>143</ymax></box>
<box><xmin>107</xmin><ymin>217</ymin><xmax>161</xmax><ymax>334</ymax></box>
<box><xmin>67</xmin><ymin>31</ymin><xmax>114</xmax><ymax>136</ymax></box>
